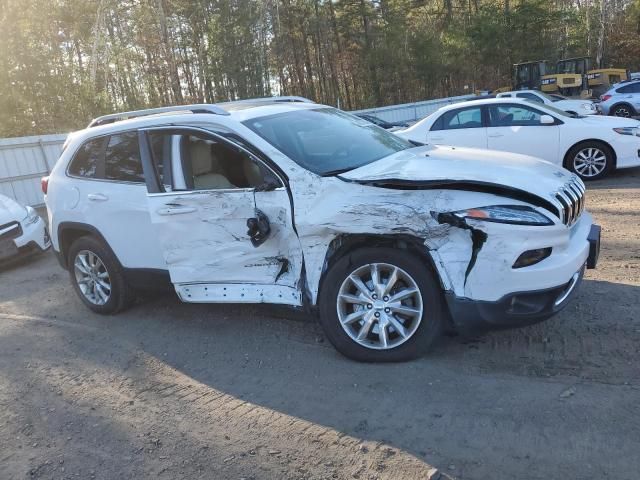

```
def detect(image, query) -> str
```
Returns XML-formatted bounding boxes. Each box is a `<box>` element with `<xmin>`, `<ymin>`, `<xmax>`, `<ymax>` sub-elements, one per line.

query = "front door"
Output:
<box><xmin>138</xmin><ymin>126</ymin><xmax>303</xmax><ymax>305</ymax></box>
<box><xmin>486</xmin><ymin>103</ymin><xmax>561</xmax><ymax>164</ymax></box>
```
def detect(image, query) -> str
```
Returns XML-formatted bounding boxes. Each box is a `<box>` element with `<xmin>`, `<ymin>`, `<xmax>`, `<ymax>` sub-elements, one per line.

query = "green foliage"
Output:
<box><xmin>0</xmin><ymin>0</ymin><xmax>638</xmax><ymax>137</ymax></box>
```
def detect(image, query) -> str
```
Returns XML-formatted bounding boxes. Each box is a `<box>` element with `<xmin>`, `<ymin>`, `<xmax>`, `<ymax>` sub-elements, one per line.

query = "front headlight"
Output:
<box><xmin>613</xmin><ymin>127</ymin><xmax>640</xmax><ymax>136</ymax></box>
<box><xmin>582</xmin><ymin>103</ymin><xmax>595</xmax><ymax>111</ymax></box>
<box><xmin>451</xmin><ymin>205</ymin><xmax>554</xmax><ymax>226</ymax></box>
<box><xmin>23</xmin><ymin>206</ymin><xmax>40</xmax><ymax>225</ymax></box>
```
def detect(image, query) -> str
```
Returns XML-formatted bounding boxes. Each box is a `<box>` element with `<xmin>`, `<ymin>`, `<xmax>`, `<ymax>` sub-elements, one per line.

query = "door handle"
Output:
<box><xmin>430</xmin><ymin>136</ymin><xmax>444</xmax><ymax>141</ymax></box>
<box><xmin>157</xmin><ymin>204</ymin><xmax>197</xmax><ymax>216</ymax></box>
<box><xmin>488</xmin><ymin>133</ymin><xmax>504</xmax><ymax>138</ymax></box>
<box><xmin>87</xmin><ymin>193</ymin><xmax>108</xmax><ymax>202</ymax></box>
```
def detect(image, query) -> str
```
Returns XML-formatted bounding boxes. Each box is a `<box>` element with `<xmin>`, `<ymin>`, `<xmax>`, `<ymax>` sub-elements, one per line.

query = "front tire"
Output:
<box><xmin>318</xmin><ymin>248</ymin><xmax>445</xmax><ymax>362</ymax></box>
<box><xmin>68</xmin><ymin>236</ymin><xmax>135</xmax><ymax>314</ymax></box>
<box><xmin>566</xmin><ymin>141</ymin><xmax>613</xmax><ymax>181</ymax></box>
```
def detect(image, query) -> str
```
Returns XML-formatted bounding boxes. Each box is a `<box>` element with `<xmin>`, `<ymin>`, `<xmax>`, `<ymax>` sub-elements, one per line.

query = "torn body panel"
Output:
<box><xmin>146</xmin><ymin>188</ymin><xmax>303</xmax><ymax>300</ymax></box>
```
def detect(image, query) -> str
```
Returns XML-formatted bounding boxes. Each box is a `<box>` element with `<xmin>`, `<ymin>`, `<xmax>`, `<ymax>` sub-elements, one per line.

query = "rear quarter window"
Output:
<box><xmin>68</xmin><ymin>137</ymin><xmax>107</xmax><ymax>178</ymax></box>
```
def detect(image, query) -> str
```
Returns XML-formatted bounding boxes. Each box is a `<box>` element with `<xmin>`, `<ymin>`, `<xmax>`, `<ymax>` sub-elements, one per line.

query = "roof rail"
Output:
<box><xmin>87</xmin><ymin>104</ymin><xmax>230</xmax><ymax>128</ymax></box>
<box><xmin>220</xmin><ymin>96</ymin><xmax>315</xmax><ymax>105</ymax></box>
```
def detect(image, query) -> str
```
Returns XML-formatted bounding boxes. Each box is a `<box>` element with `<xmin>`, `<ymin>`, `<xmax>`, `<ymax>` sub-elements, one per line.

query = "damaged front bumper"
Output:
<box><xmin>444</xmin><ymin>223</ymin><xmax>601</xmax><ymax>333</ymax></box>
<box><xmin>445</xmin><ymin>265</ymin><xmax>585</xmax><ymax>333</ymax></box>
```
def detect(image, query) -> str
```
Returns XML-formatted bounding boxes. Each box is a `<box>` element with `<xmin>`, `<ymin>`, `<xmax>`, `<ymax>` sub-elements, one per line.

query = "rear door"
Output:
<box><xmin>486</xmin><ymin>103</ymin><xmax>561</xmax><ymax>164</ymax></box>
<box><xmin>65</xmin><ymin>131</ymin><xmax>165</xmax><ymax>269</ymax></box>
<box><xmin>426</xmin><ymin>105</ymin><xmax>487</xmax><ymax>149</ymax></box>
<box><xmin>138</xmin><ymin>126</ymin><xmax>303</xmax><ymax>305</ymax></box>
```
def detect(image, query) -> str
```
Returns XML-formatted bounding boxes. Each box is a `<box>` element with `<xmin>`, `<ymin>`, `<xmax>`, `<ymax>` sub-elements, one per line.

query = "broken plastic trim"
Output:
<box><xmin>434</xmin><ymin>212</ymin><xmax>488</xmax><ymax>285</ymax></box>
<box><xmin>342</xmin><ymin>178</ymin><xmax>560</xmax><ymax>220</ymax></box>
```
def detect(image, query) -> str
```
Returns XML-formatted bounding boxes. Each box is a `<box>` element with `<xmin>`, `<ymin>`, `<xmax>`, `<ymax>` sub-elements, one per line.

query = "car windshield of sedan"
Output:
<box><xmin>243</xmin><ymin>107</ymin><xmax>413</xmax><ymax>176</ymax></box>
<box><xmin>537</xmin><ymin>103</ymin><xmax>581</xmax><ymax>118</ymax></box>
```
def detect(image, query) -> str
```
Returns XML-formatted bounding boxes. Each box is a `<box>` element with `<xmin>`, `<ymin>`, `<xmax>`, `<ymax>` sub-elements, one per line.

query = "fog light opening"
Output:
<box><xmin>513</xmin><ymin>247</ymin><xmax>552</xmax><ymax>269</ymax></box>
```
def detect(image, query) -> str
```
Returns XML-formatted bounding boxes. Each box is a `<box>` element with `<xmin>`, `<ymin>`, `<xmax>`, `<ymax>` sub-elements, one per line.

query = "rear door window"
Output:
<box><xmin>488</xmin><ymin>104</ymin><xmax>544</xmax><ymax>127</ymax></box>
<box><xmin>104</xmin><ymin>132</ymin><xmax>145</xmax><ymax>183</ymax></box>
<box><xmin>433</xmin><ymin>107</ymin><xmax>483</xmax><ymax>131</ymax></box>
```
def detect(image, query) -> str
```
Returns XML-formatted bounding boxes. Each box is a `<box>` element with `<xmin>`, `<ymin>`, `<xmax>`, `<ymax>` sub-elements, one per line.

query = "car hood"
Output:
<box><xmin>340</xmin><ymin>145</ymin><xmax>577</xmax><ymax>202</ymax></box>
<box><xmin>0</xmin><ymin>194</ymin><xmax>27</xmax><ymax>225</ymax></box>
<box><xmin>575</xmin><ymin>114</ymin><xmax>640</xmax><ymax>127</ymax></box>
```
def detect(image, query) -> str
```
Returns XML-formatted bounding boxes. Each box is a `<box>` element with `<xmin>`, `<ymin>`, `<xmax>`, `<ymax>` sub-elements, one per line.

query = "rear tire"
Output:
<box><xmin>566</xmin><ymin>141</ymin><xmax>614</xmax><ymax>181</ymax></box>
<box><xmin>610</xmin><ymin>104</ymin><xmax>635</xmax><ymax>118</ymax></box>
<box><xmin>68</xmin><ymin>236</ymin><xmax>135</xmax><ymax>314</ymax></box>
<box><xmin>318</xmin><ymin>247</ymin><xmax>445</xmax><ymax>362</ymax></box>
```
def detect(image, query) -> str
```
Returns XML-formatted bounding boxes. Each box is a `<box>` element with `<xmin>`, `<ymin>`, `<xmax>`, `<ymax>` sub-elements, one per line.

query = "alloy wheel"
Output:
<box><xmin>613</xmin><ymin>106</ymin><xmax>631</xmax><ymax>117</ymax></box>
<box><xmin>336</xmin><ymin>263</ymin><xmax>423</xmax><ymax>350</ymax></box>
<box><xmin>573</xmin><ymin>147</ymin><xmax>607</xmax><ymax>178</ymax></box>
<box><xmin>74</xmin><ymin>250</ymin><xmax>112</xmax><ymax>305</ymax></box>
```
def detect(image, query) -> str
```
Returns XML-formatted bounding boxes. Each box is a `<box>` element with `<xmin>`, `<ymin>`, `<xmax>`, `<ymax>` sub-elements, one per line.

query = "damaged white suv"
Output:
<box><xmin>46</xmin><ymin>99</ymin><xmax>601</xmax><ymax>361</ymax></box>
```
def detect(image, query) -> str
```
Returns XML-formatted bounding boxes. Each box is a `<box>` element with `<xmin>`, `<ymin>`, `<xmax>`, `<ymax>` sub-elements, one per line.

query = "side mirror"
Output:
<box><xmin>540</xmin><ymin>115</ymin><xmax>555</xmax><ymax>125</ymax></box>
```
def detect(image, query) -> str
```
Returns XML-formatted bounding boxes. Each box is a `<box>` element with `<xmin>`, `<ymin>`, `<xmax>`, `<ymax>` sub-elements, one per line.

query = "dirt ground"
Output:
<box><xmin>1</xmin><ymin>167</ymin><xmax>639</xmax><ymax>480</ymax></box>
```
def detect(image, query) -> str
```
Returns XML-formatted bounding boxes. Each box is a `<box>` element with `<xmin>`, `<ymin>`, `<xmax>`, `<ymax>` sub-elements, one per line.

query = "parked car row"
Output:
<box><xmin>395</xmin><ymin>97</ymin><xmax>640</xmax><ymax>180</ymax></box>
<box><xmin>42</xmin><ymin>97</ymin><xmax>601</xmax><ymax>362</ymax></box>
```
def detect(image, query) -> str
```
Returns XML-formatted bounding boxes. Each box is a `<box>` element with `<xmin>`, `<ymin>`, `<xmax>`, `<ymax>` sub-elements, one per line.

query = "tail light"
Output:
<box><xmin>41</xmin><ymin>176</ymin><xmax>49</xmax><ymax>195</ymax></box>
<box><xmin>600</xmin><ymin>94</ymin><xmax>612</xmax><ymax>102</ymax></box>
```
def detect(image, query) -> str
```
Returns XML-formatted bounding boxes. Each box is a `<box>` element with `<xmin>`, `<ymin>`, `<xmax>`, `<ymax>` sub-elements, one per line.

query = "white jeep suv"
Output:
<box><xmin>46</xmin><ymin>98</ymin><xmax>601</xmax><ymax>361</ymax></box>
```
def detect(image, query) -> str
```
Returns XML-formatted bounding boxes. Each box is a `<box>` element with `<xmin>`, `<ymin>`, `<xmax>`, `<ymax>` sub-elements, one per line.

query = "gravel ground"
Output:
<box><xmin>1</xmin><ymin>167</ymin><xmax>639</xmax><ymax>480</ymax></box>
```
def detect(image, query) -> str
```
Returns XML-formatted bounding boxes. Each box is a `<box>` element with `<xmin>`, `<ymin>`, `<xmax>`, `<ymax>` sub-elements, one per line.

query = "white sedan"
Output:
<box><xmin>496</xmin><ymin>90</ymin><xmax>598</xmax><ymax>116</ymax></box>
<box><xmin>0</xmin><ymin>194</ymin><xmax>50</xmax><ymax>264</ymax></box>
<box><xmin>396</xmin><ymin>98</ymin><xmax>640</xmax><ymax>180</ymax></box>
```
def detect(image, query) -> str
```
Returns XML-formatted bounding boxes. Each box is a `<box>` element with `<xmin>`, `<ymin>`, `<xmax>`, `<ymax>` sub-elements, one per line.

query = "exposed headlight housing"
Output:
<box><xmin>452</xmin><ymin>205</ymin><xmax>554</xmax><ymax>226</ymax></box>
<box><xmin>23</xmin><ymin>206</ymin><xmax>40</xmax><ymax>225</ymax></box>
<box><xmin>613</xmin><ymin>127</ymin><xmax>640</xmax><ymax>137</ymax></box>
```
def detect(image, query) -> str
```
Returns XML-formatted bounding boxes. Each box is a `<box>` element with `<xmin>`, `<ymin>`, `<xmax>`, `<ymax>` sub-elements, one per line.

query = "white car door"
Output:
<box><xmin>485</xmin><ymin>103</ymin><xmax>561</xmax><ymax>164</ymax></box>
<box><xmin>138</xmin><ymin>127</ymin><xmax>304</xmax><ymax>306</ymax></box>
<box><xmin>426</xmin><ymin>105</ymin><xmax>487</xmax><ymax>149</ymax></box>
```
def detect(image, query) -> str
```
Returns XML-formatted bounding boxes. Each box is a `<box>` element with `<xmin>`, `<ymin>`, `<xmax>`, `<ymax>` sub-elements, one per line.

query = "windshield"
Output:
<box><xmin>539</xmin><ymin>103</ymin><xmax>582</xmax><ymax>118</ymax></box>
<box><xmin>243</xmin><ymin>107</ymin><xmax>413</xmax><ymax>176</ymax></box>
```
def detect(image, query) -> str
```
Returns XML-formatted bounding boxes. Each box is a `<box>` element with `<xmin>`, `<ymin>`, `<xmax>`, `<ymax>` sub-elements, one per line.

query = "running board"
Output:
<box><xmin>174</xmin><ymin>283</ymin><xmax>303</xmax><ymax>306</ymax></box>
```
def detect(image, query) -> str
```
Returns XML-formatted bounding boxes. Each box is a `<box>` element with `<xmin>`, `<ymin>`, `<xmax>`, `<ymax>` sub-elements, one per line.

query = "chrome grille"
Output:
<box><xmin>555</xmin><ymin>178</ymin><xmax>585</xmax><ymax>226</ymax></box>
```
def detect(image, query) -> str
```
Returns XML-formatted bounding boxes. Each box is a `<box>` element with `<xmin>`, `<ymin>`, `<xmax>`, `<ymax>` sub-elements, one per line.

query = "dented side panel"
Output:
<box><xmin>285</xmin><ymin>170</ymin><xmax>510</xmax><ymax>304</ymax></box>
<box><xmin>147</xmin><ymin>190</ymin><xmax>296</xmax><ymax>287</ymax></box>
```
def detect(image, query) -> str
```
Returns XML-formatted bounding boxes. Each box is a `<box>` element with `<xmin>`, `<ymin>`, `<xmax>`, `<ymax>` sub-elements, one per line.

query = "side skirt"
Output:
<box><xmin>175</xmin><ymin>283</ymin><xmax>303</xmax><ymax>306</ymax></box>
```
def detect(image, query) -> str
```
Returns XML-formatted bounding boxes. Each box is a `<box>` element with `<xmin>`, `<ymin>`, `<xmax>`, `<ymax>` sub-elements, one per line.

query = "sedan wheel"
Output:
<box><xmin>337</xmin><ymin>263</ymin><xmax>423</xmax><ymax>350</ymax></box>
<box><xmin>572</xmin><ymin>147</ymin><xmax>608</xmax><ymax>179</ymax></box>
<box><xmin>74</xmin><ymin>250</ymin><xmax>112</xmax><ymax>305</ymax></box>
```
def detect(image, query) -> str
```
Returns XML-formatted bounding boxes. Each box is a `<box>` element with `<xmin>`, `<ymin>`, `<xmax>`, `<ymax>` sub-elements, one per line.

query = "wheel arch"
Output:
<box><xmin>57</xmin><ymin>222</ymin><xmax>120</xmax><ymax>270</ymax></box>
<box><xmin>315</xmin><ymin>234</ymin><xmax>444</xmax><ymax>307</ymax></box>
<box><xmin>563</xmin><ymin>139</ymin><xmax>617</xmax><ymax>170</ymax></box>
<box><xmin>609</xmin><ymin>102</ymin><xmax>637</xmax><ymax>116</ymax></box>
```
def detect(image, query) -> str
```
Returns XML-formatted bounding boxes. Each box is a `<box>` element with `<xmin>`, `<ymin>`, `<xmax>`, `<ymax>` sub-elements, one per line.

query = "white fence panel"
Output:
<box><xmin>351</xmin><ymin>94</ymin><xmax>476</xmax><ymax>123</ymax></box>
<box><xmin>0</xmin><ymin>134</ymin><xmax>67</xmax><ymax>206</ymax></box>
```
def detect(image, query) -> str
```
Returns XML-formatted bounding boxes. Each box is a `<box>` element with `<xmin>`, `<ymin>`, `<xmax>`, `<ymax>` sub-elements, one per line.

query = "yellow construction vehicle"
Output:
<box><xmin>513</xmin><ymin>60</ymin><xmax>583</xmax><ymax>96</ymax></box>
<box><xmin>557</xmin><ymin>57</ymin><xmax>628</xmax><ymax>97</ymax></box>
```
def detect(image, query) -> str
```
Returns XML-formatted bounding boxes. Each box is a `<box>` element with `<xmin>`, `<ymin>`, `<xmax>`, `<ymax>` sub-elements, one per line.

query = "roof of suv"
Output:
<box><xmin>69</xmin><ymin>99</ymin><xmax>322</xmax><ymax>145</ymax></box>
